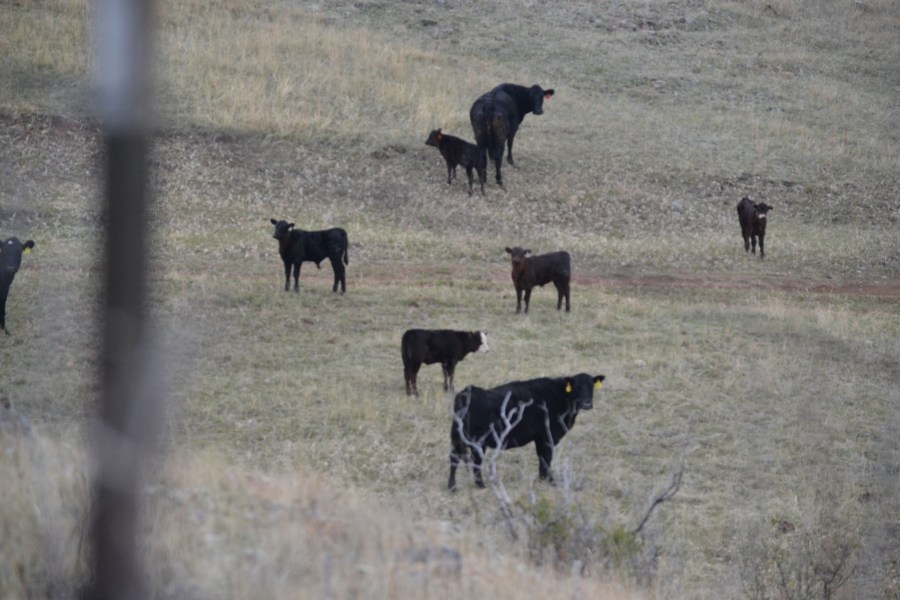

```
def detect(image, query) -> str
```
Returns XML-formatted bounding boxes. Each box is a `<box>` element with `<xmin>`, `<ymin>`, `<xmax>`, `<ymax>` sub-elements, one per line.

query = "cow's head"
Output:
<box><xmin>505</xmin><ymin>246</ymin><xmax>531</xmax><ymax>275</ymax></box>
<box><xmin>1</xmin><ymin>238</ymin><xmax>35</xmax><ymax>274</ymax></box>
<box><xmin>754</xmin><ymin>203</ymin><xmax>773</xmax><ymax>218</ymax></box>
<box><xmin>474</xmin><ymin>331</ymin><xmax>490</xmax><ymax>353</ymax></box>
<box><xmin>529</xmin><ymin>85</ymin><xmax>555</xmax><ymax>115</ymax></box>
<box><xmin>425</xmin><ymin>129</ymin><xmax>442</xmax><ymax>147</ymax></box>
<box><xmin>564</xmin><ymin>373</ymin><xmax>605</xmax><ymax>411</ymax></box>
<box><xmin>270</xmin><ymin>219</ymin><xmax>294</xmax><ymax>241</ymax></box>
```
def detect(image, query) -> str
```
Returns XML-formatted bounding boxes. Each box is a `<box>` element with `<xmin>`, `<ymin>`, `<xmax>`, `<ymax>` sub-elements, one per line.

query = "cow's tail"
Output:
<box><xmin>470</xmin><ymin>101</ymin><xmax>494</xmax><ymax>162</ymax></box>
<box><xmin>342</xmin><ymin>231</ymin><xmax>349</xmax><ymax>265</ymax></box>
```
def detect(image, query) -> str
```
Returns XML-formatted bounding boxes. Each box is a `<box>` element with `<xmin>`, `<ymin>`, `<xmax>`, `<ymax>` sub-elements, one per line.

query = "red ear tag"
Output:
<box><xmin>437</xmin><ymin>133</ymin><xmax>442</xmax><ymax>141</ymax></box>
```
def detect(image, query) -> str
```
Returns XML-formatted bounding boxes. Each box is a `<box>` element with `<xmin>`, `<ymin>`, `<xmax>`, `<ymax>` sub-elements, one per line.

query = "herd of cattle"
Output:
<box><xmin>2</xmin><ymin>82</ymin><xmax>774</xmax><ymax>489</ymax></box>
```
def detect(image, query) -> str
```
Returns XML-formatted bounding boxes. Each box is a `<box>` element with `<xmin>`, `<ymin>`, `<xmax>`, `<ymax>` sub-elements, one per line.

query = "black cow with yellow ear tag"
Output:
<box><xmin>449</xmin><ymin>372</ymin><xmax>605</xmax><ymax>490</ymax></box>
<box><xmin>1</xmin><ymin>237</ymin><xmax>36</xmax><ymax>335</ymax></box>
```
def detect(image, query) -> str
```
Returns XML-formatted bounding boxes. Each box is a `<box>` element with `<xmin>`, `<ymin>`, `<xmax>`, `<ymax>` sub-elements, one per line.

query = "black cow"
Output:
<box><xmin>469</xmin><ymin>83</ymin><xmax>555</xmax><ymax>186</ymax></box>
<box><xmin>425</xmin><ymin>129</ymin><xmax>486</xmax><ymax>196</ymax></box>
<box><xmin>505</xmin><ymin>246</ymin><xmax>571</xmax><ymax>313</ymax></box>
<box><xmin>401</xmin><ymin>329</ymin><xmax>490</xmax><ymax>397</ymax></box>
<box><xmin>270</xmin><ymin>219</ymin><xmax>349</xmax><ymax>293</ymax></box>
<box><xmin>736</xmin><ymin>196</ymin><xmax>773</xmax><ymax>258</ymax></box>
<box><xmin>1</xmin><ymin>237</ymin><xmax>35</xmax><ymax>336</ymax></box>
<box><xmin>448</xmin><ymin>373</ymin><xmax>605</xmax><ymax>489</ymax></box>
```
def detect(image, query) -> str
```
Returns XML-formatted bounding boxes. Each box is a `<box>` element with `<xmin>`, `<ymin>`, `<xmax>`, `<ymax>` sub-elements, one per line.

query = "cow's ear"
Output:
<box><xmin>288</xmin><ymin>223</ymin><xmax>295</xmax><ymax>229</ymax></box>
<box><xmin>593</xmin><ymin>375</ymin><xmax>605</xmax><ymax>390</ymax></box>
<box><xmin>437</xmin><ymin>131</ymin><xmax>442</xmax><ymax>141</ymax></box>
<box><xmin>505</xmin><ymin>247</ymin><xmax>513</xmax><ymax>254</ymax></box>
<box><xmin>270</xmin><ymin>218</ymin><xmax>278</xmax><ymax>225</ymax></box>
<box><xmin>564</xmin><ymin>378</ymin><xmax>573</xmax><ymax>394</ymax></box>
<box><xmin>24</xmin><ymin>240</ymin><xmax>34</xmax><ymax>253</ymax></box>
<box><xmin>544</xmin><ymin>89</ymin><xmax>555</xmax><ymax>98</ymax></box>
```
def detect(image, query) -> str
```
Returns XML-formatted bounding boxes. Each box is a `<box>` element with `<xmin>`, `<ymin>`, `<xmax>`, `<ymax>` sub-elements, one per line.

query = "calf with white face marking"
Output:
<box><xmin>505</xmin><ymin>246</ymin><xmax>571</xmax><ymax>313</ymax></box>
<box><xmin>736</xmin><ymin>196</ymin><xmax>773</xmax><ymax>258</ymax></box>
<box><xmin>270</xmin><ymin>219</ymin><xmax>349</xmax><ymax>293</ymax></box>
<box><xmin>449</xmin><ymin>373</ymin><xmax>605</xmax><ymax>489</ymax></box>
<box><xmin>1</xmin><ymin>237</ymin><xmax>35</xmax><ymax>335</ymax></box>
<box><xmin>401</xmin><ymin>329</ymin><xmax>490</xmax><ymax>397</ymax></box>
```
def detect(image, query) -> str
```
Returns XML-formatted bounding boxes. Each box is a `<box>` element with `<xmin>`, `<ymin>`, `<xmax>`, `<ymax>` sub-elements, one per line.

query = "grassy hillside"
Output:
<box><xmin>1</xmin><ymin>0</ymin><xmax>898</xmax><ymax>598</ymax></box>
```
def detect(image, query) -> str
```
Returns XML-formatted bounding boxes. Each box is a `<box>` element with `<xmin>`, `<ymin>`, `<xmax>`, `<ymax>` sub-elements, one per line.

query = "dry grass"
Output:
<box><xmin>1</xmin><ymin>0</ymin><xmax>899</xmax><ymax>598</ymax></box>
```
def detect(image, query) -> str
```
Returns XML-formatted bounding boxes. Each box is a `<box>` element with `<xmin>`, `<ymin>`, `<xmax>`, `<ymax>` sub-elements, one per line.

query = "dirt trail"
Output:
<box><xmin>359</xmin><ymin>261</ymin><xmax>900</xmax><ymax>299</ymax></box>
<box><xmin>588</xmin><ymin>272</ymin><xmax>900</xmax><ymax>298</ymax></box>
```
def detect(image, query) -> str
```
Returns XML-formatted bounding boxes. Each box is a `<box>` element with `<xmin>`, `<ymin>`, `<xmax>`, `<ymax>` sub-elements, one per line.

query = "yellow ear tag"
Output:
<box><xmin>594</xmin><ymin>381</ymin><xmax>603</xmax><ymax>390</ymax></box>
<box><xmin>565</xmin><ymin>383</ymin><xmax>572</xmax><ymax>393</ymax></box>
<box><xmin>24</xmin><ymin>248</ymin><xmax>31</xmax><ymax>254</ymax></box>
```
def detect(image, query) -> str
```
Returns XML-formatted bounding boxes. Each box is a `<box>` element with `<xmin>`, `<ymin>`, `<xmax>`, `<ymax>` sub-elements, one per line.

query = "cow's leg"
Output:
<box><xmin>506</xmin><ymin>133</ymin><xmax>516</xmax><ymax>166</ymax></box>
<box><xmin>536</xmin><ymin>441</ymin><xmax>555</xmax><ymax>483</ymax></box>
<box><xmin>404</xmin><ymin>364</ymin><xmax>414</xmax><ymax>396</ymax></box>
<box><xmin>750</xmin><ymin>234</ymin><xmax>757</xmax><ymax>255</ymax></box>
<box><xmin>282</xmin><ymin>261</ymin><xmax>292</xmax><ymax>291</ymax></box>
<box><xmin>465</xmin><ymin>166</ymin><xmax>474</xmax><ymax>196</ymax></box>
<box><xmin>492</xmin><ymin>143</ymin><xmax>504</xmax><ymax>186</ymax></box>
<box><xmin>515</xmin><ymin>287</ymin><xmax>523</xmax><ymax>313</ymax></box>
<box><xmin>523</xmin><ymin>288</ymin><xmax>532</xmax><ymax>314</ymax></box>
<box><xmin>742</xmin><ymin>226</ymin><xmax>751</xmax><ymax>252</ymax></box>
<box><xmin>477</xmin><ymin>152</ymin><xmax>487</xmax><ymax>195</ymax></box>
<box><xmin>329</xmin><ymin>256</ymin><xmax>345</xmax><ymax>293</ymax></box>
<box><xmin>448</xmin><ymin>451</ymin><xmax>459</xmax><ymax>490</ymax></box>
<box><xmin>442</xmin><ymin>361</ymin><xmax>456</xmax><ymax>392</ymax></box>
<box><xmin>446</xmin><ymin>161</ymin><xmax>453</xmax><ymax>185</ymax></box>
<box><xmin>292</xmin><ymin>263</ymin><xmax>302</xmax><ymax>292</ymax></box>
<box><xmin>0</xmin><ymin>282</ymin><xmax>9</xmax><ymax>334</ymax></box>
<box><xmin>555</xmin><ymin>282</ymin><xmax>570</xmax><ymax>312</ymax></box>
<box><xmin>448</xmin><ymin>441</ymin><xmax>465</xmax><ymax>490</ymax></box>
<box><xmin>758</xmin><ymin>232</ymin><xmax>765</xmax><ymax>259</ymax></box>
<box><xmin>472</xmin><ymin>451</ymin><xmax>485</xmax><ymax>488</ymax></box>
<box><xmin>409</xmin><ymin>363</ymin><xmax>421</xmax><ymax>396</ymax></box>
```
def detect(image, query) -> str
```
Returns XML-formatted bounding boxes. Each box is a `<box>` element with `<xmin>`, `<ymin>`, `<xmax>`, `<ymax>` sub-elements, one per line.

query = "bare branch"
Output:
<box><xmin>452</xmin><ymin>391</ymin><xmax>533</xmax><ymax>541</ymax></box>
<box><xmin>632</xmin><ymin>447</ymin><xmax>686</xmax><ymax>536</ymax></box>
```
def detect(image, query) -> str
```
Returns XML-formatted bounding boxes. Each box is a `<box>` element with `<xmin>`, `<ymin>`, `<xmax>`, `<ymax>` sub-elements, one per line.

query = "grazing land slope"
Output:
<box><xmin>1</xmin><ymin>1</ymin><xmax>898</xmax><ymax>598</ymax></box>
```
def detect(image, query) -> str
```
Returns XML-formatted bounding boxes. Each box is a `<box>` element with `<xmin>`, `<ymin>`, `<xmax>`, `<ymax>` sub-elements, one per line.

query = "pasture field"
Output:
<box><xmin>1</xmin><ymin>0</ymin><xmax>898</xmax><ymax>598</ymax></box>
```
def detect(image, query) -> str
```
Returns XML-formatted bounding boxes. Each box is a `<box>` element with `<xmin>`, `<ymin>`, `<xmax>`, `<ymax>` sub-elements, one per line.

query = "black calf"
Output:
<box><xmin>270</xmin><ymin>219</ymin><xmax>349</xmax><ymax>293</ymax></box>
<box><xmin>736</xmin><ymin>197</ymin><xmax>773</xmax><ymax>258</ymax></box>
<box><xmin>425</xmin><ymin>129</ymin><xmax>486</xmax><ymax>196</ymax></box>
